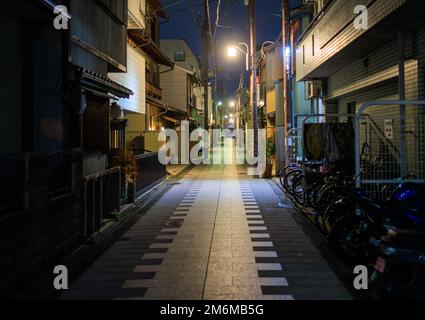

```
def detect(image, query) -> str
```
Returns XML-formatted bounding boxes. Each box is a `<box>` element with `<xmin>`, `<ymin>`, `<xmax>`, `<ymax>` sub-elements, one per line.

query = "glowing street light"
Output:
<box><xmin>227</xmin><ymin>47</ymin><xmax>238</xmax><ymax>57</ymax></box>
<box><xmin>226</xmin><ymin>43</ymin><xmax>250</xmax><ymax>72</ymax></box>
<box><xmin>229</xmin><ymin>101</ymin><xmax>236</xmax><ymax>108</ymax></box>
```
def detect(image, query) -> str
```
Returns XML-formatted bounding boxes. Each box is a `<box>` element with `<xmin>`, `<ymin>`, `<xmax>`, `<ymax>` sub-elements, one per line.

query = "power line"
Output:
<box><xmin>166</xmin><ymin>0</ymin><xmax>216</xmax><ymax>14</ymax></box>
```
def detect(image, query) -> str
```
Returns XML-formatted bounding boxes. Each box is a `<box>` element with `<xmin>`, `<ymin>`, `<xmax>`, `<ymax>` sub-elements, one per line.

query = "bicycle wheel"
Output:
<box><xmin>283</xmin><ymin>169</ymin><xmax>301</xmax><ymax>196</ymax></box>
<box><xmin>292</xmin><ymin>174</ymin><xmax>307</xmax><ymax>207</ymax></box>
<box><xmin>322</xmin><ymin>198</ymin><xmax>355</xmax><ymax>234</ymax></box>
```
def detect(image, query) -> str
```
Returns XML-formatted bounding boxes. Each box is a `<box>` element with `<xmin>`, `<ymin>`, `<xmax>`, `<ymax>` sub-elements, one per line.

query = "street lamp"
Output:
<box><xmin>226</xmin><ymin>43</ymin><xmax>250</xmax><ymax>72</ymax></box>
<box><xmin>229</xmin><ymin>101</ymin><xmax>236</xmax><ymax>108</ymax></box>
<box><xmin>227</xmin><ymin>47</ymin><xmax>238</xmax><ymax>57</ymax></box>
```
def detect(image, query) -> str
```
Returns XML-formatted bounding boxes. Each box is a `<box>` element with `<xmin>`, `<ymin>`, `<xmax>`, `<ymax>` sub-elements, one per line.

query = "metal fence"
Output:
<box><xmin>355</xmin><ymin>101</ymin><xmax>425</xmax><ymax>200</ymax></box>
<box><xmin>286</xmin><ymin>128</ymin><xmax>302</xmax><ymax>166</ymax></box>
<box><xmin>0</xmin><ymin>155</ymin><xmax>25</xmax><ymax>214</ymax></box>
<box><xmin>82</xmin><ymin>167</ymin><xmax>121</xmax><ymax>238</ymax></box>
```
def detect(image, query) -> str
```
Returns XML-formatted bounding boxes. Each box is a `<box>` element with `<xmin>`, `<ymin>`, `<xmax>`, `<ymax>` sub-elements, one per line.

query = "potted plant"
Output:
<box><xmin>111</xmin><ymin>142</ymin><xmax>138</xmax><ymax>204</ymax></box>
<box><xmin>263</xmin><ymin>134</ymin><xmax>276</xmax><ymax>178</ymax></box>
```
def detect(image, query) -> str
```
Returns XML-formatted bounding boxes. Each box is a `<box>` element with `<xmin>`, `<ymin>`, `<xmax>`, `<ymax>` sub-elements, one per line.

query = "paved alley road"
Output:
<box><xmin>62</xmin><ymin>165</ymin><xmax>351</xmax><ymax>300</ymax></box>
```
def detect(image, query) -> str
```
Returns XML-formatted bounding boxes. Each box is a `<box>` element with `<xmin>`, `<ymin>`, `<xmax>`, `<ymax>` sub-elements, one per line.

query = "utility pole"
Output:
<box><xmin>202</xmin><ymin>0</ymin><xmax>210</xmax><ymax>130</ymax></box>
<box><xmin>248</xmin><ymin>0</ymin><xmax>258</xmax><ymax>157</ymax></box>
<box><xmin>282</xmin><ymin>0</ymin><xmax>290</xmax><ymax>140</ymax></box>
<box><xmin>275</xmin><ymin>0</ymin><xmax>290</xmax><ymax>174</ymax></box>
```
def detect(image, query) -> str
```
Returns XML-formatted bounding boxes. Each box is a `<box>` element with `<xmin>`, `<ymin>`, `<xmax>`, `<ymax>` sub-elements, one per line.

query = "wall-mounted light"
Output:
<box><xmin>284</xmin><ymin>46</ymin><xmax>291</xmax><ymax>71</ymax></box>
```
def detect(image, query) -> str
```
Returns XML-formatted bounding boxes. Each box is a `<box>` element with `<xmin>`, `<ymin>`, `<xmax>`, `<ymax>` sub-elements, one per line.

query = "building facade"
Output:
<box><xmin>109</xmin><ymin>0</ymin><xmax>174</xmax><ymax>151</ymax></box>
<box><xmin>296</xmin><ymin>0</ymin><xmax>425</xmax><ymax>183</ymax></box>
<box><xmin>0</xmin><ymin>0</ymin><xmax>131</xmax><ymax>296</ymax></box>
<box><xmin>160</xmin><ymin>39</ymin><xmax>213</xmax><ymax>128</ymax></box>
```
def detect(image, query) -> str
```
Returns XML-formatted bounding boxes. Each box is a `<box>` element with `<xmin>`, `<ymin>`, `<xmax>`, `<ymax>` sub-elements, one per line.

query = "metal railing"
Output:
<box><xmin>82</xmin><ymin>167</ymin><xmax>121</xmax><ymax>238</ymax></box>
<box><xmin>286</xmin><ymin>128</ymin><xmax>302</xmax><ymax>166</ymax></box>
<box><xmin>355</xmin><ymin>101</ymin><xmax>425</xmax><ymax>200</ymax></box>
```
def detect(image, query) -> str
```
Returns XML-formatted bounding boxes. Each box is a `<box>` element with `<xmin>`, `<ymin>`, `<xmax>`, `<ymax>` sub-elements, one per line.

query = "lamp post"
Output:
<box><xmin>226</xmin><ymin>43</ymin><xmax>250</xmax><ymax>72</ymax></box>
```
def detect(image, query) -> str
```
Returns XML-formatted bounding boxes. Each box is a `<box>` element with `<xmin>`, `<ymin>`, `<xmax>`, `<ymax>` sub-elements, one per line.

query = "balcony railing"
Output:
<box><xmin>146</xmin><ymin>81</ymin><xmax>162</xmax><ymax>99</ymax></box>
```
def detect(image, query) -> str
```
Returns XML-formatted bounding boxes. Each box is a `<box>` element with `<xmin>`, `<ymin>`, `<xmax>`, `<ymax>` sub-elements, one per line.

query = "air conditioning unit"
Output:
<box><xmin>308</xmin><ymin>80</ymin><xmax>321</xmax><ymax>99</ymax></box>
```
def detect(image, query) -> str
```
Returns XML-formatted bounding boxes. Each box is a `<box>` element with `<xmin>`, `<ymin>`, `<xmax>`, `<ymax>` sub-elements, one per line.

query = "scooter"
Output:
<box><xmin>326</xmin><ymin>183</ymin><xmax>425</xmax><ymax>264</ymax></box>
<box><xmin>369</xmin><ymin>228</ymin><xmax>425</xmax><ymax>300</ymax></box>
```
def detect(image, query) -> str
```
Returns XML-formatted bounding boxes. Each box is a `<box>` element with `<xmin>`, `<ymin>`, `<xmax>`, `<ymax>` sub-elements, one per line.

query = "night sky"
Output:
<box><xmin>161</xmin><ymin>0</ymin><xmax>293</xmax><ymax>99</ymax></box>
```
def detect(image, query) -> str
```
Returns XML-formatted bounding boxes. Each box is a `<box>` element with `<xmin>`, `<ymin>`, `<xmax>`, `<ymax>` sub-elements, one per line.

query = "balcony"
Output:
<box><xmin>296</xmin><ymin>0</ymin><xmax>421</xmax><ymax>81</ymax></box>
<box><xmin>146</xmin><ymin>81</ymin><xmax>163</xmax><ymax>99</ymax></box>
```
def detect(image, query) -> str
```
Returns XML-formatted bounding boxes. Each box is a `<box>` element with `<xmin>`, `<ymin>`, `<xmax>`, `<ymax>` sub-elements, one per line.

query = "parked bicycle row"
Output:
<box><xmin>278</xmin><ymin>159</ymin><xmax>425</xmax><ymax>300</ymax></box>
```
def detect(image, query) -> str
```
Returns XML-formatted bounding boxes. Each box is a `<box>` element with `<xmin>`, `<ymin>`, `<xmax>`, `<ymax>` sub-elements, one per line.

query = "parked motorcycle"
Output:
<box><xmin>369</xmin><ymin>228</ymin><xmax>425</xmax><ymax>300</ymax></box>
<box><xmin>326</xmin><ymin>183</ymin><xmax>425</xmax><ymax>264</ymax></box>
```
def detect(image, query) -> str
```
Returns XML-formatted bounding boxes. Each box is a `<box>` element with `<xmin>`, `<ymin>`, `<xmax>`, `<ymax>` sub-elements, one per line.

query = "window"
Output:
<box><xmin>174</xmin><ymin>51</ymin><xmax>186</xmax><ymax>62</ymax></box>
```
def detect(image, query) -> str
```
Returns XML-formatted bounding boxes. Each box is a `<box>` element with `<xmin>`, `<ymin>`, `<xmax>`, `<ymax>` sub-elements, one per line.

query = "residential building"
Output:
<box><xmin>296</xmin><ymin>0</ymin><xmax>424</xmax><ymax>180</ymax></box>
<box><xmin>105</xmin><ymin>0</ymin><xmax>171</xmax><ymax>194</ymax></box>
<box><xmin>257</xmin><ymin>2</ymin><xmax>314</xmax><ymax>170</ymax></box>
<box><xmin>109</xmin><ymin>0</ymin><xmax>174</xmax><ymax>143</ymax></box>
<box><xmin>160</xmin><ymin>39</ymin><xmax>213</xmax><ymax>128</ymax></box>
<box><xmin>0</xmin><ymin>0</ymin><xmax>131</xmax><ymax>296</ymax></box>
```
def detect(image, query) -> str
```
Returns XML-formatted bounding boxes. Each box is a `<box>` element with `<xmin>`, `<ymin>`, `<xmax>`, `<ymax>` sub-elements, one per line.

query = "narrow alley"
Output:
<box><xmin>2</xmin><ymin>0</ymin><xmax>425</xmax><ymax>305</ymax></box>
<box><xmin>62</xmin><ymin>165</ymin><xmax>351</xmax><ymax>300</ymax></box>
